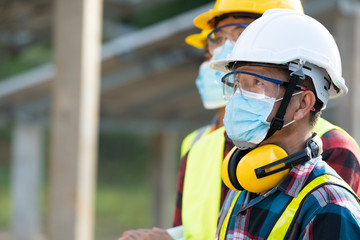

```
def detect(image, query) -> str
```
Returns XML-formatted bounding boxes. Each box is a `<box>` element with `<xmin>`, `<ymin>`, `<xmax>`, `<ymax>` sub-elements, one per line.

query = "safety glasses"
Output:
<box><xmin>207</xmin><ymin>23</ymin><xmax>249</xmax><ymax>53</ymax></box>
<box><xmin>221</xmin><ymin>71</ymin><xmax>308</xmax><ymax>100</ymax></box>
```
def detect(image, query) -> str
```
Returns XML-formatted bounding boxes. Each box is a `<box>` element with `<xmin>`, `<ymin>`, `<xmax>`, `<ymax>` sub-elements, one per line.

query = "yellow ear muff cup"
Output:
<box><xmin>222</xmin><ymin>147</ymin><xmax>250</xmax><ymax>191</ymax></box>
<box><xmin>222</xmin><ymin>147</ymin><xmax>239</xmax><ymax>191</ymax></box>
<box><xmin>236</xmin><ymin>144</ymin><xmax>289</xmax><ymax>193</ymax></box>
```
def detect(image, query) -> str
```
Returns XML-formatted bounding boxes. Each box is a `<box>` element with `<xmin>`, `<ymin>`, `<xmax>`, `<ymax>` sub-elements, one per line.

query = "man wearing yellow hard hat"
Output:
<box><xmin>119</xmin><ymin>1</ymin><xmax>360</xmax><ymax>239</ymax></box>
<box><xmin>212</xmin><ymin>9</ymin><xmax>360</xmax><ymax>239</ymax></box>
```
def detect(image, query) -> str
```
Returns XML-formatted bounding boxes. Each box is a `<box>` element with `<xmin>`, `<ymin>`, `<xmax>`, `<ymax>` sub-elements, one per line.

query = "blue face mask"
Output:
<box><xmin>223</xmin><ymin>90</ymin><xmax>276</xmax><ymax>148</ymax></box>
<box><xmin>196</xmin><ymin>61</ymin><xmax>227</xmax><ymax>109</ymax></box>
<box><xmin>224</xmin><ymin>89</ymin><xmax>302</xmax><ymax>149</ymax></box>
<box><xmin>212</xmin><ymin>40</ymin><xmax>235</xmax><ymax>83</ymax></box>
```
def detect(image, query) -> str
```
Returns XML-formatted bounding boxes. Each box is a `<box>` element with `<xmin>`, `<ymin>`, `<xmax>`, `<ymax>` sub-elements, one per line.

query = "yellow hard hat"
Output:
<box><xmin>185</xmin><ymin>29</ymin><xmax>211</xmax><ymax>49</ymax></box>
<box><xmin>194</xmin><ymin>0</ymin><xmax>304</xmax><ymax>30</ymax></box>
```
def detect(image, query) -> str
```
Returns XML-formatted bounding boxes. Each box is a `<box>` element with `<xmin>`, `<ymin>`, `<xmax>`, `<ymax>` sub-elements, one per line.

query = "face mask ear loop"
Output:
<box><xmin>282</xmin><ymin>120</ymin><xmax>295</xmax><ymax>128</ymax></box>
<box><xmin>275</xmin><ymin>90</ymin><xmax>304</xmax><ymax>103</ymax></box>
<box><xmin>264</xmin><ymin>63</ymin><xmax>306</xmax><ymax>141</ymax></box>
<box><xmin>276</xmin><ymin>91</ymin><xmax>304</xmax><ymax>128</ymax></box>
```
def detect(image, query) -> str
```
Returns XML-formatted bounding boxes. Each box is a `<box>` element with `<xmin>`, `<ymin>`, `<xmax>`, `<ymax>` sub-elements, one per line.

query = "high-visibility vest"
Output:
<box><xmin>313</xmin><ymin>118</ymin><xmax>360</xmax><ymax>152</ymax></box>
<box><xmin>268</xmin><ymin>174</ymin><xmax>359</xmax><ymax>239</ymax></box>
<box><xmin>219</xmin><ymin>174</ymin><xmax>359</xmax><ymax>240</ymax></box>
<box><xmin>182</xmin><ymin>126</ymin><xmax>226</xmax><ymax>240</ymax></box>
<box><xmin>180</xmin><ymin>125</ymin><xmax>212</xmax><ymax>158</ymax></box>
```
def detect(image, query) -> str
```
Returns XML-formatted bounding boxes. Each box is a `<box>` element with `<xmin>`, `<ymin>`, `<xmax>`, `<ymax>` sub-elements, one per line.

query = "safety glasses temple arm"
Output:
<box><xmin>224</xmin><ymin>71</ymin><xmax>285</xmax><ymax>85</ymax></box>
<box><xmin>282</xmin><ymin>82</ymin><xmax>308</xmax><ymax>91</ymax></box>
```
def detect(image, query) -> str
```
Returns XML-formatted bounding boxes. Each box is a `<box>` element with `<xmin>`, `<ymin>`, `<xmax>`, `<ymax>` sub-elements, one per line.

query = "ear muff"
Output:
<box><xmin>222</xmin><ymin>135</ymin><xmax>321</xmax><ymax>193</ymax></box>
<box><xmin>236</xmin><ymin>145</ymin><xmax>289</xmax><ymax>193</ymax></box>
<box><xmin>222</xmin><ymin>146</ymin><xmax>288</xmax><ymax>192</ymax></box>
<box><xmin>221</xmin><ymin>147</ymin><xmax>248</xmax><ymax>191</ymax></box>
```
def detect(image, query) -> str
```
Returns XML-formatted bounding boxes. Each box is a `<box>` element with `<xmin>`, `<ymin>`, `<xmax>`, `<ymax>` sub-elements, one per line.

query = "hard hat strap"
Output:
<box><xmin>264</xmin><ymin>65</ymin><xmax>305</xmax><ymax>140</ymax></box>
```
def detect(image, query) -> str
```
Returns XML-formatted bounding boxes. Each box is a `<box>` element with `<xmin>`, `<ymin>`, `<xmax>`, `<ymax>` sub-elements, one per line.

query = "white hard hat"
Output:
<box><xmin>211</xmin><ymin>9</ymin><xmax>348</xmax><ymax>105</ymax></box>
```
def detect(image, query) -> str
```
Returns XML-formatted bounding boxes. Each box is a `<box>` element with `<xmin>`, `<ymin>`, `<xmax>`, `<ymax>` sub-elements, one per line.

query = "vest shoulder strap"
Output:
<box><xmin>313</xmin><ymin>117</ymin><xmax>337</xmax><ymax>137</ymax></box>
<box><xmin>180</xmin><ymin>125</ymin><xmax>211</xmax><ymax>157</ymax></box>
<box><xmin>314</xmin><ymin>118</ymin><xmax>360</xmax><ymax>152</ymax></box>
<box><xmin>219</xmin><ymin>191</ymin><xmax>241</xmax><ymax>240</ymax></box>
<box><xmin>267</xmin><ymin>174</ymin><xmax>359</xmax><ymax>239</ymax></box>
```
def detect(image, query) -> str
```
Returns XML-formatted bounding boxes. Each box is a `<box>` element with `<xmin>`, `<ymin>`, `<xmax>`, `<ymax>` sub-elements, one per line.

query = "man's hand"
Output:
<box><xmin>118</xmin><ymin>227</ymin><xmax>173</xmax><ymax>240</ymax></box>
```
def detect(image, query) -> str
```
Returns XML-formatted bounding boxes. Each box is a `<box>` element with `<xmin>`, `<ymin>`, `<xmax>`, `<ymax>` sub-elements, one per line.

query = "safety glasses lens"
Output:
<box><xmin>207</xmin><ymin>24</ymin><xmax>248</xmax><ymax>53</ymax></box>
<box><xmin>222</xmin><ymin>72</ymin><xmax>281</xmax><ymax>100</ymax></box>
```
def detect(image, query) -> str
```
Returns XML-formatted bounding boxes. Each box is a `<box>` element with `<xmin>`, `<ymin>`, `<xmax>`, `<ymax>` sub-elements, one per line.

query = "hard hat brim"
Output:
<box><xmin>210</xmin><ymin>58</ymin><xmax>234</xmax><ymax>73</ymax></box>
<box><xmin>185</xmin><ymin>34</ymin><xmax>206</xmax><ymax>49</ymax></box>
<box><xmin>185</xmin><ymin>30</ymin><xmax>211</xmax><ymax>49</ymax></box>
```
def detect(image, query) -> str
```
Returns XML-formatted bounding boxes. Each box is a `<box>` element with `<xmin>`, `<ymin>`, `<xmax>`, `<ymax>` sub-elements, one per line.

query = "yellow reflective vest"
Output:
<box><xmin>182</xmin><ymin>126</ymin><xmax>225</xmax><ymax>240</ymax></box>
<box><xmin>180</xmin><ymin>125</ymin><xmax>212</xmax><ymax>158</ymax></box>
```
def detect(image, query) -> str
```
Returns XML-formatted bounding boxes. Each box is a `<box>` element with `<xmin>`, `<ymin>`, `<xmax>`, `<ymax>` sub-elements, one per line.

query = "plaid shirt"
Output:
<box><xmin>321</xmin><ymin>129</ymin><xmax>360</xmax><ymax>196</ymax></box>
<box><xmin>215</xmin><ymin>157</ymin><xmax>360</xmax><ymax>239</ymax></box>
<box><xmin>173</xmin><ymin>127</ymin><xmax>360</xmax><ymax>227</ymax></box>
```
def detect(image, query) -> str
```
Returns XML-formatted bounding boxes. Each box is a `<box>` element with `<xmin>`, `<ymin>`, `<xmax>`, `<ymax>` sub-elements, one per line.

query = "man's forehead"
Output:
<box><xmin>236</xmin><ymin>65</ymin><xmax>272</xmax><ymax>73</ymax></box>
<box><xmin>236</xmin><ymin>65</ymin><xmax>288</xmax><ymax>80</ymax></box>
<box><xmin>216</xmin><ymin>16</ymin><xmax>254</xmax><ymax>27</ymax></box>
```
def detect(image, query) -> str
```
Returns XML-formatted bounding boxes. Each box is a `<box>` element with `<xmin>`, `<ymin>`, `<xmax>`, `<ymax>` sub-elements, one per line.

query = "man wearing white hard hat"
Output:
<box><xmin>177</xmin><ymin>0</ymin><xmax>360</xmax><ymax>239</ymax></box>
<box><xmin>176</xmin><ymin>2</ymin><xmax>309</xmax><ymax>240</ymax></box>
<box><xmin>213</xmin><ymin>9</ymin><xmax>360</xmax><ymax>239</ymax></box>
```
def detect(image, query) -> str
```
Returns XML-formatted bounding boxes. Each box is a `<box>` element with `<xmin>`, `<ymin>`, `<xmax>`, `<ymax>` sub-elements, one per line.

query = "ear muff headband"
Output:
<box><xmin>255</xmin><ymin>147</ymin><xmax>310</xmax><ymax>179</ymax></box>
<box><xmin>221</xmin><ymin>135</ymin><xmax>321</xmax><ymax>193</ymax></box>
<box><xmin>256</xmin><ymin>134</ymin><xmax>321</xmax><ymax>178</ymax></box>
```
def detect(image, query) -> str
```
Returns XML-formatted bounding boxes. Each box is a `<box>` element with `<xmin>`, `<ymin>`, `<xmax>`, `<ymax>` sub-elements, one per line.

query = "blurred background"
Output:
<box><xmin>0</xmin><ymin>0</ymin><xmax>359</xmax><ymax>240</ymax></box>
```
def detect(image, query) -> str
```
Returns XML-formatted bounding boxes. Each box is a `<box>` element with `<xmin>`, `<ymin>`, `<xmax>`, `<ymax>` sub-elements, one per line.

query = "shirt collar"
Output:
<box><xmin>275</xmin><ymin>156</ymin><xmax>320</xmax><ymax>197</ymax></box>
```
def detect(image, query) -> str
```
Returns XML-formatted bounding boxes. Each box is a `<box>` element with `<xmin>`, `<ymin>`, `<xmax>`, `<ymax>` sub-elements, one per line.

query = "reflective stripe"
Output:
<box><xmin>180</xmin><ymin>125</ymin><xmax>211</xmax><ymax>157</ymax></box>
<box><xmin>314</xmin><ymin>117</ymin><xmax>360</xmax><ymax>152</ymax></box>
<box><xmin>219</xmin><ymin>191</ymin><xmax>241</xmax><ymax>240</ymax></box>
<box><xmin>268</xmin><ymin>174</ymin><xmax>359</xmax><ymax>239</ymax></box>
<box><xmin>183</xmin><ymin>127</ymin><xmax>225</xmax><ymax>240</ymax></box>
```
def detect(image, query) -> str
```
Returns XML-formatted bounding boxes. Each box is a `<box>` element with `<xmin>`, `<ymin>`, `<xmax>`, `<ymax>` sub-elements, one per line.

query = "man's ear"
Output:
<box><xmin>293</xmin><ymin>91</ymin><xmax>316</xmax><ymax>121</ymax></box>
